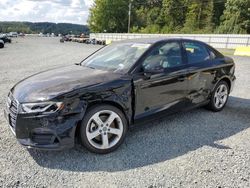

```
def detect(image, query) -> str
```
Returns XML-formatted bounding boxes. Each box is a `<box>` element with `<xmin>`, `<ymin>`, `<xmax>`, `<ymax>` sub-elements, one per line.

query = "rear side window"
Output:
<box><xmin>208</xmin><ymin>49</ymin><xmax>216</xmax><ymax>59</ymax></box>
<box><xmin>142</xmin><ymin>42</ymin><xmax>183</xmax><ymax>72</ymax></box>
<box><xmin>183</xmin><ymin>42</ymin><xmax>210</xmax><ymax>64</ymax></box>
<box><xmin>207</xmin><ymin>46</ymin><xmax>224</xmax><ymax>59</ymax></box>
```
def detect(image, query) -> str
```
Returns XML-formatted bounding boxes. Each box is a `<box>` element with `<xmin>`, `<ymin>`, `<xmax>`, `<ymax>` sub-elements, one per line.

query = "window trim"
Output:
<box><xmin>135</xmin><ymin>40</ymin><xmax>184</xmax><ymax>73</ymax></box>
<box><xmin>205</xmin><ymin>47</ymin><xmax>216</xmax><ymax>60</ymax></box>
<box><xmin>206</xmin><ymin>45</ymin><xmax>224</xmax><ymax>59</ymax></box>
<box><xmin>182</xmin><ymin>40</ymin><xmax>211</xmax><ymax>65</ymax></box>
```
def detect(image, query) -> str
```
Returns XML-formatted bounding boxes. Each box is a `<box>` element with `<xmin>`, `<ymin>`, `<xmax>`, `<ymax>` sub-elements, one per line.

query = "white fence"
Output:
<box><xmin>90</xmin><ymin>33</ymin><xmax>250</xmax><ymax>49</ymax></box>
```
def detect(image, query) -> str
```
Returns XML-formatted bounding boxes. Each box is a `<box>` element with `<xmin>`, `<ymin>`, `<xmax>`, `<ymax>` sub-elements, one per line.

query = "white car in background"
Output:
<box><xmin>9</xmin><ymin>32</ymin><xmax>18</xmax><ymax>37</ymax></box>
<box><xmin>0</xmin><ymin>39</ymin><xmax>4</xmax><ymax>48</ymax></box>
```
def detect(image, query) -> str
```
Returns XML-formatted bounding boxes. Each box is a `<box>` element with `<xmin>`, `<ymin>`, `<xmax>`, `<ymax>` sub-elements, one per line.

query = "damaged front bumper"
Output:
<box><xmin>4</xmin><ymin>108</ymin><xmax>80</xmax><ymax>150</ymax></box>
<box><xmin>4</xmin><ymin>95</ymin><xmax>85</xmax><ymax>151</ymax></box>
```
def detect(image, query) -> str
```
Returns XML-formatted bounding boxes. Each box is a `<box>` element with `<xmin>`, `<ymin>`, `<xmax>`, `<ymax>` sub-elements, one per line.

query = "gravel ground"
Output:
<box><xmin>0</xmin><ymin>37</ymin><xmax>250</xmax><ymax>188</ymax></box>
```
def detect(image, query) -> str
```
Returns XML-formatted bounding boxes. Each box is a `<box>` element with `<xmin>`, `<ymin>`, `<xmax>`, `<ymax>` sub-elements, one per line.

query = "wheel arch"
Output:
<box><xmin>74</xmin><ymin>100</ymin><xmax>131</xmax><ymax>141</ymax></box>
<box><xmin>213</xmin><ymin>76</ymin><xmax>232</xmax><ymax>93</ymax></box>
<box><xmin>86</xmin><ymin>100</ymin><xmax>129</xmax><ymax>120</ymax></box>
<box><xmin>220</xmin><ymin>77</ymin><xmax>231</xmax><ymax>92</ymax></box>
<box><xmin>218</xmin><ymin>77</ymin><xmax>232</xmax><ymax>92</ymax></box>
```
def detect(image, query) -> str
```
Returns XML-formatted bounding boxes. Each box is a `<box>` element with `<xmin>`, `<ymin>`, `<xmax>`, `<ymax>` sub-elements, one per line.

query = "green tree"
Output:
<box><xmin>0</xmin><ymin>22</ymin><xmax>88</xmax><ymax>35</ymax></box>
<box><xmin>88</xmin><ymin>0</ymin><xmax>129</xmax><ymax>33</ymax></box>
<box><xmin>212</xmin><ymin>0</ymin><xmax>227</xmax><ymax>27</ymax></box>
<box><xmin>159</xmin><ymin>0</ymin><xmax>186</xmax><ymax>33</ymax></box>
<box><xmin>217</xmin><ymin>0</ymin><xmax>250</xmax><ymax>34</ymax></box>
<box><xmin>182</xmin><ymin>0</ymin><xmax>214</xmax><ymax>33</ymax></box>
<box><xmin>131</xmin><ymin>0</ymin><xmax>163</xmax><ymax>33</ymax></box>
<box><xmin>87</xmin><ymin>0</ymin><xmax>249</xmax><ymax>34</ymax></box>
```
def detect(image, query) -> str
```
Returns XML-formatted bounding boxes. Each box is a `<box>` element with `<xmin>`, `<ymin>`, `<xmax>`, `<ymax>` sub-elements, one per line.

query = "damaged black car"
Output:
<box><xmin>4</xmin><ymin>38</ymin><xmax>236</xmax><ymax>154</ymax></box>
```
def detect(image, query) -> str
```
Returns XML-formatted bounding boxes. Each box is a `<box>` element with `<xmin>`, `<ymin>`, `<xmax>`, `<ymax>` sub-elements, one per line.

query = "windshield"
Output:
<box><xmin>81</xmin><ymin>42</ymin><xmax>151</xmax><ymax>73</ymax></box>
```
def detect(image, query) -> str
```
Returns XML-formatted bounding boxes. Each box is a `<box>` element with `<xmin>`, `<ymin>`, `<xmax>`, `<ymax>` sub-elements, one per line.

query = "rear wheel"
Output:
<box><xmin>80</xmin><ymin>105</ymin><xmax>128</xmax><ymax>154</ymax></box>
<box><xmin>0</xmin><ymin>43</ymin><xmax>4</xmax><ymax>48</ymax></box>
<box><xmin>207</xmin><ymin>81</ymin><xmax>229</xmax><ymax>112</ymax></box>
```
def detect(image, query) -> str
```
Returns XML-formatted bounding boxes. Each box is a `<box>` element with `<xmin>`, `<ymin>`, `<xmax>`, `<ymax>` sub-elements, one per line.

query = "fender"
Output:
<box><xmin>212</xmin><ymin>75</ymin><xmax>233</xmax><ymax>93</ymax></box>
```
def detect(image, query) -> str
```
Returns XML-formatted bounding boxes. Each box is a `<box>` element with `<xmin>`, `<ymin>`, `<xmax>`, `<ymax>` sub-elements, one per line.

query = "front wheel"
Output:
<box><xmin>207</xmin><ymin>81</ymin><xmax>229</xmax><ymax>112</ymax></box>
<box><xmin>80</xmin><ymin>105</ymin><xmax>128</xmax><ymax>154</ymax></box>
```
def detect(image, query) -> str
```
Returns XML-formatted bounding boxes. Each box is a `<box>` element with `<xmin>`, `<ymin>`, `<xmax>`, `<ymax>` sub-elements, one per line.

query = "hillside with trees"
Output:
<box><xmin>88</xmin><ymin>0</ymin><xmax>250</xmax><ymax>34</ymax></box>
<box><xmin>0</xmin><ymin>22</ymin><xmax>89</xmax><ymax>35</ymax></box>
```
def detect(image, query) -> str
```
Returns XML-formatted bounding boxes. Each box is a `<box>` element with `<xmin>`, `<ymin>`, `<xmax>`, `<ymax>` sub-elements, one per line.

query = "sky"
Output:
<box><xmin>0</xmin><ymin>0</ymin><xmax>94</xmax><ymax>25</ymax></box>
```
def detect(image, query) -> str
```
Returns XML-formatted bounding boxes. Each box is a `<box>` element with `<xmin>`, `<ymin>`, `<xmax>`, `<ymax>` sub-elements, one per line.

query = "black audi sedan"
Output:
<box><xmin>4</xmin><ymin>38</ymin><xmax>236</xmax><ymax>154</ymax></box>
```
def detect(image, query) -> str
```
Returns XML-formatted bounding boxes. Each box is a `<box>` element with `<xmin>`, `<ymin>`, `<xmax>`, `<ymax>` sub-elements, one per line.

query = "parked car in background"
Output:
<box><xmin>0</xmin><ymin>35</ymin><xmax>11</xmax><ymax>43</ymax></box>
<box><xmin>0</xmin><ymin>39</ymin><xmax>4</xmax><ymax>48</ymax></box>
<box><xmin>85</xmin><ymin>38</ymin><xmax>106</xmax><ymax>45</ymax></box>
<box><xmin>39</xmin><ymin>33</ymin><xmax>44</xmax><ymax>37</ymax></box>
<box><xmin>63</xmin><ymin>35</ymin><xmax>72</xmax><ymax>41</ymax></box>
<box><xmin>97</xmin><ymin>40</ymin><xmax>106</xmax><ymax>45</ymax></box>
<box><xmin>60</xmin><ymin>38</ymin><xmax>65</xmax><ymax>43</ymax></box>
<box><xmin>19</xmin><ymin>33</ymin><xmax>25</xmax><ymax>37</ymax></box>
<box><xmin>86</xmin><ymin>38</ymin><xmax>97</xmax><ymax>44</ymax></box>
<box><xmin>4</xmin><ymin>38</ymin><xmax>236</xmax><ymax>154</ymax></box>
<box><xmin>60</xmin><ymin>36</ymin><xmax>70</xmax><ymax>43</ymax></box>
<box><xmin>9</xmin><ymin>32</ymin><xmax>18</xmax><ymax>37</ymax></box>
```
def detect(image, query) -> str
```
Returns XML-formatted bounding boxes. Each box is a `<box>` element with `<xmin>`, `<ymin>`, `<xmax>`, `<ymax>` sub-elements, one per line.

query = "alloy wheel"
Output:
<box><xmin>85</xmin><ymin>110</ymin><xmax>124</xmax><ymax>150</ymax></box>
<box><xmin>214</xmin><ymin>84</ymin><xmax>228</xmax><ymax>109</ymax></box>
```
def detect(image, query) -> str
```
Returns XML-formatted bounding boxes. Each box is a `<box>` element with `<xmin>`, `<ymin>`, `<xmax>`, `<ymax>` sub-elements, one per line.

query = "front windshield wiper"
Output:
<box><xmin>86</xmin><ymin>65</ymin><xmax>96</xmax><ymax>69</ymax></box>
<box><xmin>75</xmin><ymin>63</ymin><xmax>95</xmax><ymax>69</ymax></box>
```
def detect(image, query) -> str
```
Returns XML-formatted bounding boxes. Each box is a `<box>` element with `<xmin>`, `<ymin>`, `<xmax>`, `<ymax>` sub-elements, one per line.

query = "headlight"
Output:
<box><xmin>21</xmin><ymin>102</ymin><xmax>64</xmax><ymax>114</ymax></box>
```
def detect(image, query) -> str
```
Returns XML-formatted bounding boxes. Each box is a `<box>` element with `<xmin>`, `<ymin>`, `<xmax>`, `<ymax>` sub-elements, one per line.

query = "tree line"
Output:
<box><xmin>0</xmin><ymin>22</ymin><xmax>89</xmax><ymax>35</ymax></box>
<box><xmin>88</xmin><ymin>0</ymin><xmax>250</xmax><ymax>34</ymax></box>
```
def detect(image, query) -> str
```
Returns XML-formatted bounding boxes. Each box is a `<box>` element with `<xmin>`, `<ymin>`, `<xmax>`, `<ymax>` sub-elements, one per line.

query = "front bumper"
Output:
<box><xmin>4</xmin><ymin>99</ymin><xmax>83</xmax><ymax>151</ymax></box>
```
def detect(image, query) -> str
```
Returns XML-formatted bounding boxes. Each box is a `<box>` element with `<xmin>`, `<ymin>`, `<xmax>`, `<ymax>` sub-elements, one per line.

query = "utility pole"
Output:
<box><xmin>128</xmin><ymin>0</ymin><xmax>132</xmax><ymax>33</ymax></box>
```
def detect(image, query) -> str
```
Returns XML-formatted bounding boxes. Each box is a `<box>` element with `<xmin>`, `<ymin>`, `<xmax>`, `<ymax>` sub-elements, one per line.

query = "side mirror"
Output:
<box><xmin>143</xmin><ymin>72</ymin><xmax>152</xmax><ymax>80</ymax></box>
<box><xmin>142</xmin><ymin>67</ymin><xmax>164</xmax><ymax>80</ymax></box>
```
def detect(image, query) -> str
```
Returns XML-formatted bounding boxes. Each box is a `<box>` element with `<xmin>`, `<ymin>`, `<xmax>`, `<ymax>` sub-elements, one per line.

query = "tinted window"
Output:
<box><xmin>82</xmin><ymin>42</ymin><xmax>151</xmax><ymax>73</ymax></box>
<box><xmin>184</xmin><ymin>42</ymin><xmax>210</xmax><ymax>64</ymax></box>
<box><xmin>207</xmin><ymin>47</ymin><xmax>223</xmax><ymax>59</ymax></box>
<box><xmin>208</xmin><ymin>48</ymin><xmax>216</xmax><ymax>59</ymax></box>
<box><xmin>143</xmin><ymin>42</ymin><xmax>183</xmax><ymax>71</ymax></box>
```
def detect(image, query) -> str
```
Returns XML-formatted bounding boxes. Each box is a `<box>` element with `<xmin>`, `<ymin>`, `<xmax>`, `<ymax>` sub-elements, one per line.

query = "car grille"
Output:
<box><xmin>31</xmin><ymin>133</ymin><xmax>55</xmax><ymax>145</ymax></box>
<box><xmin>7</xmin><ymin>93</ymin><xmax>19</xmax><ymax>130</ymax></box>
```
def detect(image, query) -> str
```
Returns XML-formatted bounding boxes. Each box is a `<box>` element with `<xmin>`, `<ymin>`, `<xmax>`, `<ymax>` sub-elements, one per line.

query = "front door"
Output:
<box><xmin>133</xmin><ymin>41</ymin><xmax>189</xmax><ymax>120</ymax></box>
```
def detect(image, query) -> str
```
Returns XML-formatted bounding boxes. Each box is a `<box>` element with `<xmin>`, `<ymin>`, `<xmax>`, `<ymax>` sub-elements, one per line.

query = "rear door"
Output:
<box><xmin>182</xmin><ymin>41</ymin><xmax>217</xmax><ymax>106</ymax></box>
<box><xmin>133</xmin><ymin>41</ymin><xmax>190</xmax><ymax>120</ymax></box>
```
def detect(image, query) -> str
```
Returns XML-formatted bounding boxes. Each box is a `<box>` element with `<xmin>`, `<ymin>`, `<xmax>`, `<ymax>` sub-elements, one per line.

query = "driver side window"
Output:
<box><xmin>142</xmin><ymin>42</ymin><xmax>183</xmax><ymax>72</ymax></box>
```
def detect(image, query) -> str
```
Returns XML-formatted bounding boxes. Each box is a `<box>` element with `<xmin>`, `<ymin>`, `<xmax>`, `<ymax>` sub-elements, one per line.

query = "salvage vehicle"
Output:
<box><xmin>0</xmin><ymin>35</ymin><xmax>11</xmax><ymax>43</ymax></box>
<box><xmin>60</xmin><ymin>37</ymin><xmax>65</xmax><ymax>43</ymax></box>
<box><xmin>8</xmin><ymin>32</ymin><xmax>18</xmax><ymax>37</ymax></box>
<box><xmin>0</xmin><ymin>39</ymin><xmax>4</xmax><ymax>48</ymax></box>
<box><xmin>4</xmin><ymin>38</ymin><xmax>236</xmax><ymax>154</ymax></box>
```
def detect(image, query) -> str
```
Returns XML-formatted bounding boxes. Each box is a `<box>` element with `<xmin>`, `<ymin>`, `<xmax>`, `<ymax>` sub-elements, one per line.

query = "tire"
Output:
<box><xmin>0</xmin><ymin>43</ymin><xmax>4</xmax><ymax>48</ymax></box>
<box><xmin>206</xmin><ymin>80</ymin><xmax>229</xmax><ymax>112</ymax></box>
<box><xmin>80</xmin><ymin>104</ymin><xmax>128</xmax><ymax>154</ymax></box>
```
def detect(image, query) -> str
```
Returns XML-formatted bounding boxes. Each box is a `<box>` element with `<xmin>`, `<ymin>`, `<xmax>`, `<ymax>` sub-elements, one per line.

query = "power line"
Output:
<box><xmin>128</xmin><ymin>1</ymin><xmax>132</xmax><ymax>33</ymax></box>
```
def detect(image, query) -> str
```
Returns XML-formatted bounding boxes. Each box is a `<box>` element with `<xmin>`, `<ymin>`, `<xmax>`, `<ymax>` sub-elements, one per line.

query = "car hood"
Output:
<box><xmin>12</xmin><ymin>65</ymin><xmax>121</xmax><ymax>103</ymax></box>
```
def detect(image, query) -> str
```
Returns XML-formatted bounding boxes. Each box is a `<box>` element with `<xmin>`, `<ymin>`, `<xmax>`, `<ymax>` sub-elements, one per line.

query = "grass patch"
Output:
<box><xmin>217</xmin><ymin>48</ymin><xmax>235</xmax><ymax>56</ymax></box>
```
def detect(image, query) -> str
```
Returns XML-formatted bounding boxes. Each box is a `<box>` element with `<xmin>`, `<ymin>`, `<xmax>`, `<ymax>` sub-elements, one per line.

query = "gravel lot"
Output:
<box><xmin>0</xmin><ymin>37</ymin><xmax>250</xmax><ymax>188</ymax></box>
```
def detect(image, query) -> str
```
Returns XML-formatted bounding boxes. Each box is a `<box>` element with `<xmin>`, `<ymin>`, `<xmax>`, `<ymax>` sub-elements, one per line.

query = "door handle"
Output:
<box><xmin>211</xmin><ymin>70</ymin><xmax>217</xmax><ymax>75</ymax></box>
<box><xmin>177</xmin><ymin>76</ymin><xmax>187</xmax><ymax>82</ymax></box>
<box><xmin>143</xmin><ymin>72</ymin><xmax>152</xmax><ymax>80</ymax></box>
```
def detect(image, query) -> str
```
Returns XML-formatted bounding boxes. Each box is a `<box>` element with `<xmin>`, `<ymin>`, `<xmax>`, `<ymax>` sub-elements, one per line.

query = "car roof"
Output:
<box><xmin>115</xmin><ymin>37</ymin><xmax>205</xmax><ymax>45</ymax></box>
